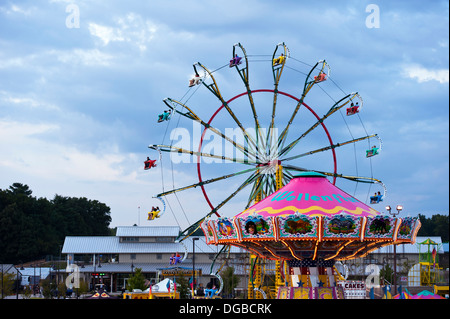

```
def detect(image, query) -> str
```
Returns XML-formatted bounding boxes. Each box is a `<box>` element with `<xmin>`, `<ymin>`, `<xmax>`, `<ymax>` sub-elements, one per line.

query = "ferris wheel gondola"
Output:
<box><xmin>366</xmin><ymin>134</ymin><xmax>383</xmax><ymax>158</ymax></box>
<box><xmin>346</xmin><ymin>93</ymin><xmax>363</xmax><ymax>116</ymax></box>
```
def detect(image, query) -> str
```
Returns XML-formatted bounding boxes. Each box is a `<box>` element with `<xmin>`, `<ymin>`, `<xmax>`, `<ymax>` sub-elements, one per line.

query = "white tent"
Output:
<box><xmin>144</xmin><ymin>278</ymin><xmax>175</xmax><ymax>293</ymax></box>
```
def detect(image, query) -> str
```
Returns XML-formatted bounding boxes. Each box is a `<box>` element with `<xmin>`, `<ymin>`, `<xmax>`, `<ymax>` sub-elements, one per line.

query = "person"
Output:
<box><xmin>205</xmin><ymin>285</ymin><xmax>217</xmax><ymax>298</ymax></box>
<box><xmin>174</xmin><ymin>252</ymin><xmax>182</xmax><ymax>264</ymax></box>
<box><xmin>273</xmin><ymin>53</ymin><xmax>285</xmax><ymax>66</ymax></box>
<box><xmin>370</xmin><ymin>192</ymin><xmax>383</xmax><ymax>204</ymax></box>
<box><xmin>314</xmin><ymin>72</ymin><xmax>327</xmax><ymax>82</ymax></box>
<box><xmin>377</xmin><ymin>191</ymin><xmax>383</xmax><ymax>202</ymax></box>
<box><xmin>189</xmin><ymin>72</ymin><xmax>202</xmax><ymax>87</ymax></box>
<box><xmin>245</xmin><ymin>221</ymin><xmax>257</xmax><ymax>235</ymax></box>
<box><xmin>144</xmin><ymin>157</ymin><xmax>157</xmax><ymax>170</ymax></box>
<box><xmin>370</xmin><ymin>192</ymin><xmax>378</xmax><ymax>203</ymax></box>
<box><xmin>169</xmin><ymin>253</ymin><xmax>176</xmax><ymax>265</ymax></box>
<box><xmin>157</xmin><ymin>110</ymin><xmax>171</xmax><ymax>122</ymax></box>
<box><xmin>196</xmin><ymin>283</ymin><xmax>205</xmax><ymax>297</ymax></box>
<box><xmin>229</xmin><ymin>54</ymin><xmax>242</xmax><ymax>67</ymax></box>
<box><xmin>169</xmin><ymin>252</ymin><xmax>182</xmax><ymax>265</ymax></box>
<box><xmin>148</xmin><ymin>209</ymin><xmax>160</xmax><ymax>220</ymax></box>
<box><xmin>366</xmin><ymin>145</ymin><xmax>379</xmax><ymax>157</ymax></box>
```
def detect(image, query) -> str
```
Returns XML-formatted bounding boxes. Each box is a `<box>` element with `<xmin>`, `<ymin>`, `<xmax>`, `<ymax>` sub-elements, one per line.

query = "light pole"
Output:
<box><xmin>386</xmin><ymin>205</ymin><xmax>402</xmax><ymax>294</ymax></box>
<box><xmin>192</xmin><ymin>237</ymin><xmax>199</xmax><ymax>298</ymax></box>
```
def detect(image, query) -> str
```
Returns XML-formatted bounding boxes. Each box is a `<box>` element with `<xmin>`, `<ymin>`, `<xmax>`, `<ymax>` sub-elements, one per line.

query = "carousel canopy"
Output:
<box><xmin>237</xmin><ymin>172</ymin><xmax>379</xmax><ymax>219</ymax></box>
<box><xmin>201</xmin><ymin>172</ymin><xmax>421</xmax><ymax>263</ymax></box>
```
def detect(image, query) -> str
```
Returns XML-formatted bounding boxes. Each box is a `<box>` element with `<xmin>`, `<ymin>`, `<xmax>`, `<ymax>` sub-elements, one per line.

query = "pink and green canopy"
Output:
<box><xmin>237</xmin><ymin>172</ymin><xmax>379</xmax><ymax>219</ymax></box>
<box><xmin>201</xmin><ymin>172</ymin><xmax>421</xmax><ymax>261</ymax></box>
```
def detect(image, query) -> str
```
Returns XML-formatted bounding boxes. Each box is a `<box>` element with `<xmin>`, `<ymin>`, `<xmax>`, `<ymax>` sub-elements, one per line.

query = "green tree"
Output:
<box><xmin>1</xmin><ymin>271</ymin><xmax>16</xmax><ymax>298</ymax></box>
<box><xmin>175</xmin><ymin>275</ymin><xmax>190</xmax><ymax>299</ymax></box>
<box><xmin>380</xmin><ymin>263</ymin><xmax>394</xmax><ymax>285</ymax></box>
<box><xmin>418</xmin><ymin>214</ymin><xmax>449</xmax><ymax>242</ymax></box>
<box><xmin>221</xmin><ymin>266</ymin><xmax>240</xmax><ymax>298</ymax></box>
<box><xmin>8</xmin><ymin>183</ymin><xmax>32</xmax><ymax>196</ymax></box>
<box><xmin>0</xmin><ymin>184</ymin><xmax>112</xmax><ymax>264</ymax></box>
<box><xmin>127</xmin><ymin>268</ymin><xmax>146</xmax><ymax>291</ymax></box>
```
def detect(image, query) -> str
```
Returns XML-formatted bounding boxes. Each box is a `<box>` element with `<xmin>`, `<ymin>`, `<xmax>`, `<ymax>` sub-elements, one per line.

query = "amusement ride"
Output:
<box><xmin>144</xmin><ymin>43</ymin><xmax>421</xmax><ymax>299</ymax></box>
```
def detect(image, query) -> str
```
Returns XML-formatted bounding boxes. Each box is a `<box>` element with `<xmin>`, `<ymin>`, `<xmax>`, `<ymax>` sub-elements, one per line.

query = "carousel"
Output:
<box><xmin>201</xmin><ymin>172</ymin><xmax>421</xmax><ymax>299</ymax></box>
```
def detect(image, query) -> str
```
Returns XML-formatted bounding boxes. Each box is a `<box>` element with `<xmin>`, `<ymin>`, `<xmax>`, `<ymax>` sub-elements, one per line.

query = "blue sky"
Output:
<box><xmin>0</xmin><ymin>0</ymin><xmax>448</xmax><ymax>229</ymax></box>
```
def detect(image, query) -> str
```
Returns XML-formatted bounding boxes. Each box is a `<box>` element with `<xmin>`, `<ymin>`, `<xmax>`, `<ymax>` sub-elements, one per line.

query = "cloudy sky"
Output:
<box><xmin>1</xmin><ymin>0</ymin><xmax>448</xmax><ymax>230</ymax></box>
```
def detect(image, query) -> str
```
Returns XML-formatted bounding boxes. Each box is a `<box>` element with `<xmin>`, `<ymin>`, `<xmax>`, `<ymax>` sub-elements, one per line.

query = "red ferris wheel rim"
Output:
<box><xmin>196</xmin><ymin>89</ymin><xmax>337</xmax><ymax>214</ymax></box>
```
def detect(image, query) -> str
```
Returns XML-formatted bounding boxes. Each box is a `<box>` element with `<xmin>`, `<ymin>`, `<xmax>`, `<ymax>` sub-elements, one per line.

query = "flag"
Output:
<box><xmin>382</xmin><ymin>285</ymin><xmax>392</xmax><ymax>299</ymax></box>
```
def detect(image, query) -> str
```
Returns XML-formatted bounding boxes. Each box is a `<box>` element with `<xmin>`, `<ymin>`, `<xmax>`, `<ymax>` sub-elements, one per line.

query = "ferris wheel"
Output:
<box><xmin>148</xmin><ymin>42</ymin><xmax>385</xmax><ymax>240</ymax></box>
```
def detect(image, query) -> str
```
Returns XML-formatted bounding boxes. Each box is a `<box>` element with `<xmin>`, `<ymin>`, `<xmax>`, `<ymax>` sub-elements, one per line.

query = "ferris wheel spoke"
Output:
<box><xmin>267</xmin><ymin>43</ymin><xmax>290</xmax><ymax>149</ymax></box>
<box><xmin>247</xmin><ymin>174</ymin><xmax>265</xmax><ymax>207</ymax></box>
<box><xmin>278</xmin><ymin>92</ymin><xmax>358</xmax><ymax>154</ymax></box>
<box><xmin>231</xmin><ymin>43</ymin><xmax>266</xmax><ymax>154</ymax></box>
<box><xmin>277</xmin><ymin>60</ymin><xmax>331</xmax><ymax>148</ymax></box>
<box><xmin>155</xmin><ymin>166</ymin><xmax>259</xmax><ymax>198</ymax></box>
<box><xmin>284</xmin><ymin>164</ymin><xmax>385</xmax><ymax>187</ymax></box>
<box><xmin>281</xmin><ymin>134</ymin><xmax>379</xmax><ymax>163</ymax></box>
<box><xmin>177</xmin><ymin>171</ymin><xmax>259</xmax><ymax>242</ymax></box>
<box><xmin>283</xmin><ymin>170</ymin><xmax>294</xmax><ymax>184</ymax></box>
<box><xmin>163</xmin><ymin>97</ymin><xmax>256</xmax><ymax>160</ymax></box>
<box><xmin>211</xmin><ymin>171</ymin><xmax>260</xmax><ymax>214</ymax></box>
<box><xmin>303</xmin><ymin>60</ymin><xmax>331</xmax><ymax>96</ymax></box>
<box><xmin>282</xmin><ymin>165</ymin><xmax>310</xmax><ymax>175</ymax></box>
<box><xmin>150</xmin><ymin>144</ymin><xmax>254</xmax><ymax>165</ymax></box>
<box><xmin>196</xmin><ymin>62</ymin><xmax>259</xmax><ymax>153</ymax></box>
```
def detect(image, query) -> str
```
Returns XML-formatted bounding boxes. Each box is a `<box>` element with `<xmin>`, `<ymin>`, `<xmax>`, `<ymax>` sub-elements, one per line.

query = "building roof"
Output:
<box><xmin>116</xmin><ymin>226</ymin><xmax>181</xmax><ymax>238</ymax></box>
<box><xmin>77</xmin><ymin>262</ymin><xmax>232</xmax><ymax>275</ymax></box>
<box><xmin>0</xmin><ymin>264</ymin><xmax>16</xmax><ymax>275</ymax></box>
<box><xmin>62</xmin><ymin>234</ymin><xmax>243</xmax><ymax>255</ymax></box>
<box><xmin>62</xmin><ymin>236</ymin><xmax>120</xmax><ymax>254</ymax></box>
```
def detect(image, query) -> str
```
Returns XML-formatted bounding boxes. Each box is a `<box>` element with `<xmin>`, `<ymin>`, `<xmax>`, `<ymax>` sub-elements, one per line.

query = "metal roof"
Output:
<box><xmin>62</xmin><ymin>236</ymin><xmax>120</xmax><ymax>254</ymax></box>
<box><xmin>0</xmin><ymin>264</ymin><xmax>16</xmax><ymax>275</ymax></box>
<box><xmin>116</xmin><ymin>226</ymin><xmax>181</xmax><ymax>238</ymax></box>
<box><xmin>76</xmin><ymin>262</ymin><xmax>226</xmax><ymax>274</ymax></box>
<box><xmin>61</xmin><ymin>235</ymin><xmax>242</xmax><ymax>255</ymax></box>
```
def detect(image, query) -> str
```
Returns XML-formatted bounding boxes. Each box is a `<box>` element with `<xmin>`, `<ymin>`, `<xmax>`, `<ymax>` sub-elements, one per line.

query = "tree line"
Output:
<box><xmin>0</xmin><ymin>183</ymin><xmax>112</xmax><ymax>264</ymax></box>
<box><xmin>0</xmin><ymin>183</ymin><xmax>448</xmax><ymax>264</ymax></box>
<box><xmin>418</xmin><ymin>213</ymin><xmax>449</xmax><ymax>242</ymax></box>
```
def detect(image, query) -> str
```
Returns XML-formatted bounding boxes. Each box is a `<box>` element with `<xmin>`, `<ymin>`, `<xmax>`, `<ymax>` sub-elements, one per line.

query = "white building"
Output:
<box><xmin>62</xmin><ymin>226</ymin><xmax>249</xmax><ymax>293</ymax></box>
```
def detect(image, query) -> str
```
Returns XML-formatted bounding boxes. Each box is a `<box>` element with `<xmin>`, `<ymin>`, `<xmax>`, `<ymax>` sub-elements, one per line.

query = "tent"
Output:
<box><xmin>87</xmin><ymin>289</ymin><xmax>119</xmax><ymax>299</ymax></box>
<box><xmin>144</xmin><ymin>278</ymin><xmax>175</xmax><ymax>293</ymax></box>
<box><xmin>412</xmin><ymin>290</ymin><xmax>445</xmax><ymax>299</ymax></box>
<box><xmin>393</xmin><ymin>292</ymin><xmax>412</xmax><ymax>299</ymax></box>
